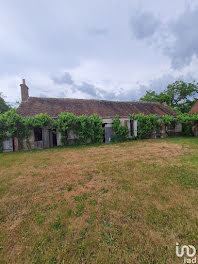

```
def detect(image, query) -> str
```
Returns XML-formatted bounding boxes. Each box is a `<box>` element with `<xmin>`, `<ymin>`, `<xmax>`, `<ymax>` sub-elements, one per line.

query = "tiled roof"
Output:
<box><xmin>16</xmin><ymin>97</ymin><xmax>177</xmax><ymax>118</ymax></box>
<box><xmin>189</xmin><ymin>101</ymin><xmax>198</xmax><ymax>114</ymax></box>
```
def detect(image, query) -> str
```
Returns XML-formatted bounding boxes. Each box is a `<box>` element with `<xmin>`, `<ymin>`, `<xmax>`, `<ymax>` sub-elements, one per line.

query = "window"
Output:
<box><xmin>167</xmin><ymin>122</ymin><xmax>175</xmax><ymax>131</ymax></box>
<box><xmin>34</xmin><ymin>128</ymin><xmax>42</xmax><ymax>141</ymax></box>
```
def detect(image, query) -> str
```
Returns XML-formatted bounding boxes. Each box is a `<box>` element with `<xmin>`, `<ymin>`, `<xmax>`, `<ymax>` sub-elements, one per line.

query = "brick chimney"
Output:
<box><xmin>20</xmin><ymin>79</ymin><xmax>29</xmax><ymax>102</ymax></box>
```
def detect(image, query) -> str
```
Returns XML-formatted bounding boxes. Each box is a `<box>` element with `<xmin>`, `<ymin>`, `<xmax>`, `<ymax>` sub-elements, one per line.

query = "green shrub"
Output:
<box><xmin>130</xmin><ymin>114</ymin><xmax>160</xmax><ymax>139</ymax></box>
<box><xmin>55</xmin><ymin>113</ymin><xmax>103</xmax><ymax>145</ymax></box>
<box><xmin>112</xmin><ymin>115</ymin><xmax>129</xmax><ymax>142</ymax></box>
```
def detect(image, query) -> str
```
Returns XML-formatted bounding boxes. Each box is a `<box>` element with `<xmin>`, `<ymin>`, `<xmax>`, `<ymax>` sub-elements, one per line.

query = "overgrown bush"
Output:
<box><xmin>112</xmin><ymin>115</ymin><xmax>129</xmax><ymax>142</ymax></box>
<box><xmin>55</xmin><ymin>112</ymin><xmax>76</xmax><ymax>144</ymax></box>
<box><xmin>25</xmin><ymin>113</ymin><xmax>54</xmax><ymax>128</ymax></box>
<box><xmin>0</xmin><ymin>114</ymin><xmax>7</xmax><ymax>151</ymax></box>
<box><xmin>55</xmin><ymin>113</ymin><xmax>103</xmax><ymax>145</ymax></box>
<box><xmin>88</xmin><ymin>114</ymin><xmax>104</xmax><ymax>143</ymax></box>
<box><xmin>2</xmin><ymin>109</ymin><xmax>198</xmax><ymax>152</ymax></box>
<box><xmin>130</xmin><ymin>114</ymin><xmax>160</xmax><ymax>139</ymax></box>
<box><xmin>177</xmin><ymin>114</ymin><xmax>198</xmax><ymax>136</ymax></box>
<box><xmin>131</xmin><ymin>113</ymin><xmax>198</xmax><ymax>138</ymax></box>
<box><xmin>0</xmin><ymin>109</ymin><xmax>29</xmax><ymax>150</ymax></box>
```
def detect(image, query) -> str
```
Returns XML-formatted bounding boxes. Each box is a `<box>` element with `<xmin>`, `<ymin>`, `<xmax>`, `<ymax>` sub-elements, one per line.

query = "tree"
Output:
<box><xmin>0</xmin><ymin>93</ymin><xmax>10</xmax><ymax>114</ymax></box>
<box><xmin>140</xmin><ymin>81</ymin><xmax>198</xmax><ymax>113</ymax></box>
<box><xmin>166</xmin><ymin>81</ymin><xmax>198</xmax><ymax>113</ymax></box>
<box><xmin>140</xmin><ymin>90</ymin><xmax>171</xmax><ymax>105</ymax></box>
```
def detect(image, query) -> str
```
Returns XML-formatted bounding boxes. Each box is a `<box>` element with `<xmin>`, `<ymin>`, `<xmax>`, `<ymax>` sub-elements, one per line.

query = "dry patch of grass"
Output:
<box><xmin>0</xmin><ymin>138</ymin><xmax>198</xmax><ymax>263</ymax></box>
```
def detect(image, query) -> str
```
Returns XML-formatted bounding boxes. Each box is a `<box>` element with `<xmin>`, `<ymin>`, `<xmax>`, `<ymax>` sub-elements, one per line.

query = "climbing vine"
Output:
<box><xmin>112</xmin><ymin>115</ymin><xmax>129</xmax><ymax>142</ymax></box>
<box><xmin>131</xmin><ymin>113</ymin><xmax>198</xmax><ymax>138</ymax></box>
<box><xmin>2</xmin><ymin>109</ymin><xmax>198</xmax><ymax>152</ymax></box>
<box><xmin>0</xmin><ymin>113</ymin><xmax>7</xmax><ymax>151</ymax></box>
<box><xmin>130</xmin><ymin>114</ymin><xmax>160</xmax><ymax>139</ymax></box>
<box><xmin>87</xmin><ymin>114</ymin><xmax>104</xmax><ymax>143</ymax></box>
<box><xmin>55</xmin><ymin>112</ymin><xmax>103</xmax><ymax>145</ymax></box>
<box><xmin>176</xmin><ymin>114</ymin><xmax>198</xmax><ymax>136</ymax></box>
<box><xmin>0</xmin><ymin>109</ymin><xmax>28</xmax><ymax>150</ymax></box>
<box><xmin>25</xmin><ymin>113</ymin><xmax>54</xmax><ymax>128</ymax></box>
<box><xmin>160</xmin><ymin>115</ymin><xmax>175</xmax><ymax>126</ymax></box>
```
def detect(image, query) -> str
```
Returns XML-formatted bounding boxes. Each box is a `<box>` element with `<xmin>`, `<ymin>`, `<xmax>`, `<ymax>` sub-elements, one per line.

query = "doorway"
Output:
<box><xmin>102</xmin><ymin>123</ymin><xmax>106</xmax><ymax>142</ymax></box>
<box><xmin>52</xmin><ymin>130</ymin><xmax>57</xmax><ymax>146</ymax></box>
<box><xmin>49</xmin><ymin>129</ymin><xmax>57</xmax><ymax>147</ymax></box>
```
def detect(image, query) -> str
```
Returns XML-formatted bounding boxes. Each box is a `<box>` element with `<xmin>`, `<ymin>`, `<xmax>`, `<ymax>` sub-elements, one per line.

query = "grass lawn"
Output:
<box><xmin>0</xmin><ymin>137</ymin><xmax>198</xmax><ymax>263</ymax></box>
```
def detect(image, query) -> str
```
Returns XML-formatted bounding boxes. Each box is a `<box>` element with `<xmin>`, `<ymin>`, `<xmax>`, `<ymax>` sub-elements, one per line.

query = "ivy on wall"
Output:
<box><xmin>55</xmin><ymin>112</ymin><xmax>77</xmax><ymax>145</ymax></box>
<box><xmin>112</xmin><ymin>115</ymin><xmax>129</xmax><ymax>142</ymax></box>
<box><xmin>176</xmin><ymin>114</ymin><xmax>198</xmax><ymax>136</ymax></box>
<box><xmin>130</xmin><ymin>114</ymin><xmax>160</xmax><ymax>139</ymax></box>
<box><xmin>25</xmin><ymin>113</ymin><xmax>54</xmax><ymax>129</ymax></box>
<box><xmin>55</xmin><ymin>112</ymin><xmax>103</xmax><ymax>145</ymax></box>
<box><xmin>0</xmin><ymin>110</ymin><xmax>104</xmax><ymax>151</ymax></box>
<box><xmin>131</xmin><ymin>113</ymin><xmax>198</xmax><ymax>138</ymax></box>
<box><xmin>1</xmin><ymin>109</ymin><xmax>198</xmax><ymax>152</ymax></box>
<box><xmin>0</xmin><ymin>109</ymin><xmax>28</xmax><ymax>150</ymax></box>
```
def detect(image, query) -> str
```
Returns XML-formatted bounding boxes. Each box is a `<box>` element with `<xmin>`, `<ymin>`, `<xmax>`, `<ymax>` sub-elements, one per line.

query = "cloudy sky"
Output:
<box><xmin>0</xmin><ymin>0</ymin><xmax>198</xmax><ymax>104</ymax></box>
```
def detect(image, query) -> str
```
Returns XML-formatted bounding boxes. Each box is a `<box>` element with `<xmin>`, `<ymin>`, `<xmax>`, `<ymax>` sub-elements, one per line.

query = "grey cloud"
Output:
<box><xmin>52</xmin><ymin>72</ymin><xmax>102</xmax><ymax>98</ymax></box>
<box><xmin>51</xmin><ymin>72</ymin><xmax>137</xmax><ymax>101</ymax></box>
<box><xmin>72</xmin><ymin>83</ymin><xmax>140</xmax><ymax>102</ymax></box>
<box><xmin>139</xmin><ymin>73</ymin><xmax>197</xmax><ymax>96</ymax></box>
<box><xmin>139</xmin><ymin>74</ymin><xmax>177</xmax><ymax>94</ymax></box>
<box><xmin>74</xmin><ymin>82</ymin><xmax>98</xmax><ymax>97</ymax></box>
<box><xmin>165</xmin><ymin>8</ymin><xmax>198</xmax><ymax>69</ymax></box>
<box><xmin>1</xmin><ymin>0</ymin><xmax>196</xmax><ymax>104</ymax></box>
<box><xmin>52</xmin><ymin>72</ymin><xmax>74</xmax><ymax>85</ymax></box>
<box><xmin>129</xmin><ymin>6</ymin><xmax>198</xmax><ymax>69</ymax></box>
<box><xmin>131</xmin><ymin>7</ymin><xmax>198</xmax><ymax>69</ymax></box>
<box><xmin>69</xmin><ymin>81</ymin><xmax>132</xmax><ymax>101</ymax></box>
<box><xmin>130</xmin><ymin>11</ymin><xmax>161</xmax><ymax>39</ymax></box>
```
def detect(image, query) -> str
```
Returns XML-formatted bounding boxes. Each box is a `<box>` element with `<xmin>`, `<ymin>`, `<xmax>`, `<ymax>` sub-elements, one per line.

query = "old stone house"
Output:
<box><xmin>2</xmin><ymin>79</ymin><xmax>178</xmax><ymax>152</ymax></box>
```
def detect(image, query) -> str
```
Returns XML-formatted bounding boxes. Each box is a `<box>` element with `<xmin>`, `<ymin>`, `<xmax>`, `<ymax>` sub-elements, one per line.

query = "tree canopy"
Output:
<box><xmin>140</xmin><ymin>81</ymin><xmax>198</xmax><ymax>113</ymax></box>
<box><xmin>0</xmin><ymin>93</ymin><xmax>10</xmax><ymax>114</ymax></box>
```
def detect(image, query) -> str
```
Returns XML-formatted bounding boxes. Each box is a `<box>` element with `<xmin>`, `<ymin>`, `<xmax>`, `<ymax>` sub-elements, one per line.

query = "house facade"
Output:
<box><xmin>2</xmin><ymin>80</ymin><xmax>179</xmax><ymax>152</ymax></box>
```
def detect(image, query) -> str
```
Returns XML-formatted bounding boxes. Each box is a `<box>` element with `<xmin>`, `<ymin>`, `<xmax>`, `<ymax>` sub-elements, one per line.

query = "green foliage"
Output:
<box><xmin>112</xmin><ymin>115</ymin><xmax>129</xmax><ymax>142</ymax></box>
<box><xmin>2</xmin><ymin>107</ymin><xmax>198</xmax><ymax>153</ymax></box>
<box><xmin>89</xmin><ymin>114</ymin><xmax>104</xmax><ymax>143</ymax></box>
<box><xmin>0</xmin><ymin>93</ymin><xmax>10</xmax><ymax>114</ymax></box>
<box><xmin>176</xmin><ymin>113</ymin><xmax>198</xmax><ymax>136</ymax></box>
<box><xmin>131</xmin><ymin>113</ymin><xmax>198</xmax><ymax>138</ymax></box>
<box><xmin>0</xmin><ymin>114</ymin><xmax>7</xmax><ymax>150</ymax></box>
<box><xmin>140</xmin><ymin>90</ymin><xmax>171</xmax><ymax>105</ymax></box>
<box><xmin>166</xmin><ymin>81</ymin><xmax>198</xmax><ymax>112</ymax></box>
<box><xmin>0</xmin><ymin>109</ymin><xmax>28</xmax><ymax>151</ymax></box>
<box><xmin>25</xmin><ymin>113</ymin><xmax>54</xmax><ymax>128</ymax></box>
<box><xmin>55</xmin><ymin>112</ymin><xmax>103</xmax><ymax>145</ymax></box>
<box><xmin>131</xmin><ymin>114</ymin><xmax>160</xmax><ymax>139</ymax></box>
<box><xmin>75</xmin><ymin>115</ymin><xmax>94</xmax><ymax>144</ymax></box>
<box><xmin>160</xmin><ymin>115</ymin><xmax>175</xmax><ymax>126</ymax></box>
<box><xmin>4</xmin><ymin>109</ymin><xmax>28</xmax><ymax>139</ymax></box>
<box><xmin>140</xmin><ymin>81</ymin><xmax>198</xmax><ymax>113</ymax></box>
<box><xmin>0</xmin><ymin>111</ymin><xmax>54</xmax><ymax>152</ymax></box>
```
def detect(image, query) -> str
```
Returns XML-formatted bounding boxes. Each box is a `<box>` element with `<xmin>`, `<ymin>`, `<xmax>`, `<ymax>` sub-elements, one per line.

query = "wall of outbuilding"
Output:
<box><xmin>1</xmin><ymin>118</ymin><xmax>183</xmax><ymax>152</ymax></box>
